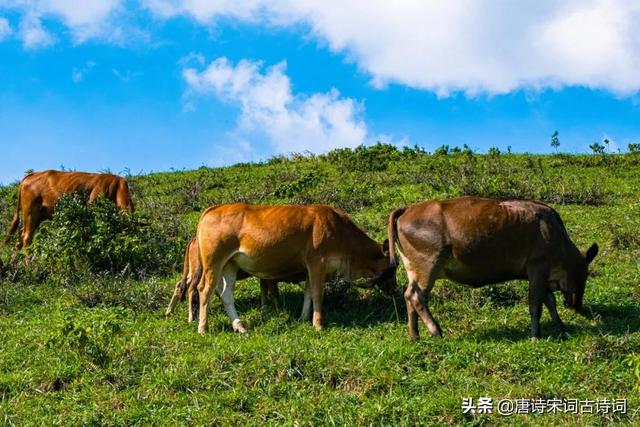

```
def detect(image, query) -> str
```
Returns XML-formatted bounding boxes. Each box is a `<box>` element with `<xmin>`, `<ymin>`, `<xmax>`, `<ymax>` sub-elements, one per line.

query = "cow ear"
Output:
<box><xmin>382</xmin><ymin>238</ymin><xmax>389</xmax><ymax>256</ymax></box>
<box><xmin>585</xmin><ymin>243</ymin><xmax>599</xmax><ymax>264</ymax></box>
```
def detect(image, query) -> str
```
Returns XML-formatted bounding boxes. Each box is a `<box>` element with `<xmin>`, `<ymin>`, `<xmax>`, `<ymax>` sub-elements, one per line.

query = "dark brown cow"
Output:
<box><xmin>194</xmin><ymin>203</ymin><xmax>394</xmax><ymax>334</ymax></box>
<box><xmin>165</xmin><ymin>237</ymin><xmax>305</xmax><ymax>322</ymax></box>
<box><xmin>5</xmin><ymin>170</ymin><xmax>134</xmax><ymax>254</ymax></box>
<box><xmin>379</xmin><ymin>196</ymin><xmax>598</xmax><ymax>341</ymax></box>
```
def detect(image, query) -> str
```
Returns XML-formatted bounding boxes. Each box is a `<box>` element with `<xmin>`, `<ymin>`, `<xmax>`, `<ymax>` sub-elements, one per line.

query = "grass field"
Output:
<box><xmin>0</xmin><ymin>146</ymin><xmax>639</xmax><ymax>425</ymax></box>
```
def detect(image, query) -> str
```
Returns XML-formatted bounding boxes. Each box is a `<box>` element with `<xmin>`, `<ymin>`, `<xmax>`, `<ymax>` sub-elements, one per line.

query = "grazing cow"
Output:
<box><xmin>379</xmin><ymin>196</ymin><xmax>598</xmax><ymax>341</ymax></box>
<box><xmin>165</xmin><ymin>237</ymin><xmax>304</xmax><ymax>322</ymax></box>
<box><xmin>4</xmin><ymin>170</ymin><xmax>134</xmax><ymax>254</ymax></box>
<box><xmin>194</xmin><ymin>203</ymin><xmax>394</xmax><ymax>334</ymax></box>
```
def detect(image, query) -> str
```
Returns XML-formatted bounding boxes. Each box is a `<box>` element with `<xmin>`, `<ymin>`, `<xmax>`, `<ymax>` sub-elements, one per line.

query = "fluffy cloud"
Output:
<box><xmin>141</xmin><ymin>0</ymin><xmax>264</xmax><ymax>22</ymax></box>
<box><xmin>19</xmin><ymin>12</ymin><xmax>54</xmax><ymax>49</ymax></box>
<box><xmin>1</xmin><ymin>0</ymin><xmax>123</xmax><ymax>44</ymax></box>
<box><xmin>183</xmin><ymin>57</ymin><xmax>367</xmax><ymax>154</ymax></box>
<box><xmin>3</xmin><ymin>1</ymin><xmax>639</xmax><ymax>96</ymax></box>
<box><xmin>0</xmin><ymin>16</ymin><xmax>11</xmax><ymax>40</ymax></box>
<box><xmin>155</xmin><ymin>0</ymin><xmax>640</xmax><ymax>96</ymax></box>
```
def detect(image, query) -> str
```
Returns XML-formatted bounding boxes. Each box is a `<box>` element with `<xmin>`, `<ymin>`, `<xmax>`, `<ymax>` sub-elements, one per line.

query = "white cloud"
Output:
<box><xmin>3</xmin><ymin>1</ymin><xmax>639</xmax><ymax>96</ymax></box>
<box><xmin>142</xmin><ymin>0</ymin><xmax>264</xmax><ymax>23</ymax></box>
<box><xmin>72</xmin><ymin>60</ymin><xmax>96</xmax><ymax>82</ymax></box>
<box><xmin>0</xmin><ymin>16</ymin><xmax>11</xmax><ymax>40</ymax></box>
<box><xmin>151</xmin><ymin>0</ymin><xmax>640</xmax><ymax>97</ymax></box>
<box><xmin>112</xmin><ymin>68</ymin><xmax>143</xmax><ymax>83</ymax></box>
<box><xmin>19</xmin><ymin>12</ymin><xmax>54</xmax><ymax>49</ymax></box>
<box><xmin>183</xmin><ymin>56</ymin><xmax>367</xmax><ymax>154</ymax></box>
<box><xmin>1</xmin><ymin>0</ymin><xmax>124</xmax><ymax>43</ymax></box>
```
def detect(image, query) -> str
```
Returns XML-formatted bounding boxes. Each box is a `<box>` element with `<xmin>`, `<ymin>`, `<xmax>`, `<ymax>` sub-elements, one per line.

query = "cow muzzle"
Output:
<box><xmin>356</xmin><ymin>267</ymin><xmax>397</xmax><ymax>295</ymax></box>
<box><xmin>563</xmin><ymin>292</ymin><xmax>583</xmax><ymax>311</ymax></box>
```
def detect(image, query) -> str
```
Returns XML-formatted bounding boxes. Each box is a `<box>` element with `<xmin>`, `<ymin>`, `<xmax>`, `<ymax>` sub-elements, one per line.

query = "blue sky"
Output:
<box><xmin>1</xmin><ymin>1</ymin><xmax>639</xmax><ymax>184</ymax></box>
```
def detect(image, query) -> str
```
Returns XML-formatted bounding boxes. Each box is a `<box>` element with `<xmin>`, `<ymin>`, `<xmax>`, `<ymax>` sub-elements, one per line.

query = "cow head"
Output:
<box><xmin>561</xmin><ymin>243</ymin><xmax>599</xmax><ymax>311</ymax></box>
<box><xmin>355</xmin><ymin>239</ymin><xmax>397</xmax><ymax>295</ymax></box>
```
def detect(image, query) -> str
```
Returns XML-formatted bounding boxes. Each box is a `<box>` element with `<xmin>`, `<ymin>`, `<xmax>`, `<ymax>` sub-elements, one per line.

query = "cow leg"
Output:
<box><xmin>269</xmin><ymin>281</ymin><xmax>281</xmax><ymax>308</ymax></box>
<box><xmin>402</xmin><ymin>265</ymin><xmax>420</xmax><ymax>340</ymax></box>
<box><xmin>188</xmin><ymin>282</ymin><xmax>199</xmax><ymax>323</ymax></box>
<box><xmin>165</xmin><ymin>280</ymin><xmax>184</xmax><ymax>316</ymax></box>
<box><xmin>260</xmin><ymin>280</ymin><xmax>269</xmax><ymax>307</ymax></box>
<box><xmin>308</xmin><ymin>262</ymin><xmax>327</xmax><ymax>330</ymax></box>
<box><xmin>403</xmin><ymin>283</ymin><xmax>420</xmax><ymax>340</ymax></box>
<box><xmin>299</xmin><ymin>281</ymin><xmax>312</xmax><ymax>322</ymax></box>
<box><xmin>12</xmin><ymin>221</ymin><xmax>25</xmax><ymax>261</ymax></box>
<box><xmin>527</xmin><ymin>262</ymin><xmax>549</xmax><ymax>341</ymax></box>
<box><xmin>411</xmin><ymin>278</ymin><xmax>442</xmax><ymax>338</ymax></box>
<box><xmin>198</xmin><ymin>264</ymin><xmax>223</xmax><ymax>334</ymax></box>
<box><xmin>544</xmin><ymin>291</ymin><xmax>568</xmax><ymax>338</ymax></box>
<box><xmin>217</xmin><ymin>265</ymin><xmax>245</xmax><ymax>333</ymax></box>
<box><xmin>404</xmin><ymin>255</ymin><xmax>443</xmax><ymax>338</ymax></box>
<box><xmin>20</xmin><ymin>213</ymin><xmax>40</xmax><ymax>259</ymax></box>
<box><xmin>260</xmin><ymin>279</ymin><xmax>280</xmax><ymax>308</ymax></box>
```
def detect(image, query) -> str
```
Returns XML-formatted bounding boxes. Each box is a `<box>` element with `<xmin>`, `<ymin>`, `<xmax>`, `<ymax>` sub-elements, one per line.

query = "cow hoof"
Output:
<box><xmin>232</xmin><ymin>319</ymin><xmax>247</xmax><ymax>334</ymax></box>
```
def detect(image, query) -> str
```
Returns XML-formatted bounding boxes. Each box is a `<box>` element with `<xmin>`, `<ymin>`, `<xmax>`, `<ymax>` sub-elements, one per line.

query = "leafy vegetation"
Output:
<box><xmin>1</xmin><ymin>145</ymin><xmax>639</xmax><ymax>425</ymax></box>
<box><xmin>26</xmin><ymin>193</ymin><xmax>183</xmax><ymax>281</ymax></box>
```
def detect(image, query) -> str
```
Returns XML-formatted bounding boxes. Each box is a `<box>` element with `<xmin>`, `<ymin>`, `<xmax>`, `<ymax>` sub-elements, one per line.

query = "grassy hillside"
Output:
<box><xmin>1</xmin><ymin>146</ymin><xmax>639</xmax><ymax>425</ymax></box>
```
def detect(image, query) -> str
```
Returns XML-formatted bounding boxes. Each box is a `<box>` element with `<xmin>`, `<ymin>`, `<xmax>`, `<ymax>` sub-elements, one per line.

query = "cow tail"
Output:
<box><xmin>4</xmin><ymin>187</ymin><xmax>21</xmax><ymax>245</ymax></box>
<box><xmin>387</xmin><ymin>207</ymin><xmax>406</xmax><ymax>271</ymax></box>
<box><xmin>190</xmin><ymin>237</ymin><xmax>204</xmax><ymax>316</ymax></box>
<box><xmin>178</xmin><ymin>240</ymin><xmax>192</xmax><ymax>301</ymax></box>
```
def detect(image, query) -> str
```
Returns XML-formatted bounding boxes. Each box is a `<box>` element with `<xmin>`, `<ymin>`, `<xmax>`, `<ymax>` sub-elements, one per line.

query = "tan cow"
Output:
<box><xmin>165</xmin><ymin>237</ymin><xmax>304</xmax><ymax>322</ymax></box>
<box><xmin>193</xmin><ymin>203</ymin><xmax>394</xmax><ymax>334</ymax></box>
<box><xmin>379</xmin><ymin>196</ymin><xmax>598</xmax><ymax>341</ymax></box>
<box><xmin>5</xmin><ymin>170</ymin><xmax>134</xmax><ymax>254</ymax></box>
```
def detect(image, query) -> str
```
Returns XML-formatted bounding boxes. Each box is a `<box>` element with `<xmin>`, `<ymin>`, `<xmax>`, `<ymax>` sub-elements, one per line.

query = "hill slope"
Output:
<box><xmin>1</xmin><ymin>146</ymin><xmax>639</xmax><ymax>425</ymax></box>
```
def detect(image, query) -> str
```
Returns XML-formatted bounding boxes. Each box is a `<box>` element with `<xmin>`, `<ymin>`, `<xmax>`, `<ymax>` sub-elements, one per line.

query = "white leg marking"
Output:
<box><xmin>219</xmin><ymin>268</ymin><xmax>246</xmax><ymax>333</ymax></box>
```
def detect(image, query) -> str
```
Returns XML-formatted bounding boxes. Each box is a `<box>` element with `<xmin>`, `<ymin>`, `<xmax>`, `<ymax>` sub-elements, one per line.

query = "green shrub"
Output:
<box><xmin>325</xmin><ymin>143</ymin><xmax>402</xmax><ymax>172</ymax></box>
<box><xmin>590</xmin><ymin>142</ymin><xmax>606</xmax><ymax>155</ymax></box>
<box><xmin>422</xmin><ymin>154</ymin><xmax>607</xmax><ymax>205</ymax></box>
<box><xmin>487</xmin><ymin>146</ymin><xmax>501</xmax><ymax>157</ymax></box>
<box><xmin>273</xmin><ymin>171</ymin><xmax>319</xmax><ymax>198</ymax></box>
<box><xmin>29</xmin><ymin>193</ymin><xmax>181</xmax><ymax>281</ymax></box>
<box><xmin>434</xmin><ymin>145</ymin><xmax>450</xmax><ymax>156</ymax></box>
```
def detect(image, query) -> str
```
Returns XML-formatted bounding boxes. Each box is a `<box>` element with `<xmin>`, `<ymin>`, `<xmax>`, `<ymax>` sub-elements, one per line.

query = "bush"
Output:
<box><xmin>273</xmin><ymin>171</ymin><xmax>319</xmax><ymax>198</ymax></box>
<box><xmin>29</xmin><ymin>193</ymin><xmax>182</xmax><ymax>281</ymax></box>
<box><xmin>487</xmin><ymin>147</ymin><xmax>501</xmax><ymax>157</ymax></box>
<box><xmin>325</xmin><ymin>143</ymin><xmax>401</xmax><ymax>172</ymax></box>
<box><xmin>422</xmin><ymin>154</ymin><xmax>607</xmax><ymax>205</ymax></box>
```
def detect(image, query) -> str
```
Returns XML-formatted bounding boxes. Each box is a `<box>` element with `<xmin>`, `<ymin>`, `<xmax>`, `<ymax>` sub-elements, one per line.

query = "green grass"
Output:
<box><xmin>1</xmin><ymin>148</ymin><xmax>639</xmax><ymax>425</ymax></box>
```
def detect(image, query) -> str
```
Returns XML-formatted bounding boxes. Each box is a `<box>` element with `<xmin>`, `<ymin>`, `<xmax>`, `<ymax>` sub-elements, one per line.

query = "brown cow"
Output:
<box><xmin>4</xmin><ymin>170</ymin><xmax>134</xmax><ymax>254</ymax></box>
<box><xmin>378</xmin><ymin>196</ymin><xmax>598</xmax><ymax>341</ymax></box>
<box><xmin>165</xmin><ymin>237</ymin><xmax>305</xmax><ymax>322</ymax></box>
<box><xmin>193</xmin><ymin>203</ymin><xmax>394</xmax><ymax>334</ymax></box>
